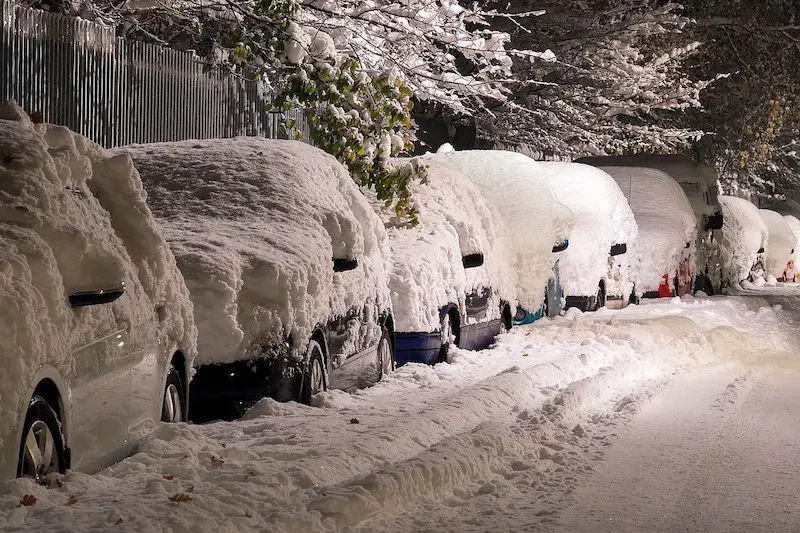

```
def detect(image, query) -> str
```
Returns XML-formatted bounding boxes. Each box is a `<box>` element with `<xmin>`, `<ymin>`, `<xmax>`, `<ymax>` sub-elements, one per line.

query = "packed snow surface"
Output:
<box><xmin>720</xmin><ymin>196</ymin><xmax>768</xmax><ymax>284</ymax></box>
<box><xmin>0</xmin><ymin>101</ymin><xmax>196</xmax><ymax>475</ymax></box>
<box><xmin>539</xmin><ymin>162</ymin><xmax>638</xmax><ymax>298</ymax></box>
<box><xmin>369</xmin><ymin>158</ymin><xmax>517</xmax><ymax>333</ymax></box>
<box><xmin>426</xmin><ymin>149</ymin><xmax>573</xmax><ymax>313</ymax></box>
<box><xmin>0</xmin><ymin>291</ymin><xmax>792</xmax><ymax>531</ymax></box>
<box><xmin>120</xmin><ymin>138</ymin><xmax>391</xmax><ymax>365</ymax></box>
<box><xmin>759</xmin><ymin>209</ymin><xmax>797</xmax><ymax>279</ymax></box>
<box><xmin>601</xmin><ymin>166</ymin><xmax>696</xmax><ymax>292</ymax></box>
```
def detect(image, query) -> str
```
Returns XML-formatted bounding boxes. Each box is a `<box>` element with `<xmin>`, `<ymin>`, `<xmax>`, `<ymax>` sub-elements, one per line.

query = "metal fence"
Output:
<box><xmin>0</xmin><ymin>1</ymin><xmax>311</xmax><ymax>148</ymax></box>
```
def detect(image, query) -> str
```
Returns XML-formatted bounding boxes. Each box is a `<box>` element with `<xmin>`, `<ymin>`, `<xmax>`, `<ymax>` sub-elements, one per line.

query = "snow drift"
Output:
<box><xmin>601</xmin><ymin>167</ymin><xmax>696</xmax><ymax>293</ymax></box>
<box><xmin>369</xmin><ymin>158</ymin><xmax>517</xmax><ymax>333</ymax></box>
<box><xmin>759</xmin><ymin>209</ymin><xmax>797</xmax><ymax>280</ymax></box>
<box><xmin>425</xmin><ymin>149</ymin><xmax>572</xmax><ymax>313</ymax></box>
<box><xmin>0</xmin><ymin>101</ymin><xmax>196</xmax><ymax>465</ymax></box>
<box><xmin>539</xmin><ymin>162</ymin><xmax>638</xmax><ymax>299</ymax></box>
<box><xmin>719</xmin><ymin>196</ymin><xmax>768</xmax><ymax>284</ymax></box>
<box><xmin>120</xmin><ymin>138</ymin><xmax>391</xmax><ymax>366</ymax></box>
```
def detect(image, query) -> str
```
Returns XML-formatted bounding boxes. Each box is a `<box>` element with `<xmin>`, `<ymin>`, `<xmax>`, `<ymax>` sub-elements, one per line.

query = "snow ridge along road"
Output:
<box><xmin>0</xmin><ymin>293</ymin><xmax>794</xmax><ymax>532</ymax></box>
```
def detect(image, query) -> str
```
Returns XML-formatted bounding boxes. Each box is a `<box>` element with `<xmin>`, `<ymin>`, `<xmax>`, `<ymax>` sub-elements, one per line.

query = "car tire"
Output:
<box><xmin>438</xmin><ymin>311</ymin><xmax>455</xmax><ymax>364</ymax></box>
<box><xmin>595</xmin><ymin>282</ymin><xmax>606</xmax><ymax>310</ymax></box>
<box><xmin>17</xmin><ymin>395</ymin><xmax>66</xmax><ymax>482</ymax></box>
<box><xmin>161</xmin><ymin>367</ymin><xmax>186</xmax><ymax>423</ymax></box>
<box><xmin>301</xmin><ymin>340</ymin><xmax>327</xmax><ymax>404</ymax></box>
<box><xmin>377</xmin><ymin>326</ymin><xmax>395</xmax><ymax>381</ymax></box>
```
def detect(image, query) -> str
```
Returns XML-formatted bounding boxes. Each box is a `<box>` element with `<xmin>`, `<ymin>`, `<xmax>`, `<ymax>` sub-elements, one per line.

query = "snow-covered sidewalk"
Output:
<box><xmin>0</xmin><ymin>294</ymin><xmax>794</xmax><ymax>532</ymax></box>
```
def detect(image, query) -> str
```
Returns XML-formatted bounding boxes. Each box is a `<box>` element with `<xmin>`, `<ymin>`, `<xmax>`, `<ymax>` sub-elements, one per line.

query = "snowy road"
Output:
<box><xmin>2</xmin><ymin>288</ymin><xmax>800</xmax><ymax>532</ymax></box>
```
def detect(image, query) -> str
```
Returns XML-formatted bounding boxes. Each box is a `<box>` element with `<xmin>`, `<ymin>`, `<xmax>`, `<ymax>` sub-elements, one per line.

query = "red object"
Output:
<box><xmin>658</xmin><ymin>274</ymin><xmax>673</xmax><ymax>298</ymax></box>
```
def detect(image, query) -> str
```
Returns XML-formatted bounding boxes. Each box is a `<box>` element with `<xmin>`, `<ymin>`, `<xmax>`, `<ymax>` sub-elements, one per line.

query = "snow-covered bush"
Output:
<box><xmin>368</xmin><ymin>158</ymin><xmax>516</xmax><ymax>333</ymax></box>
<box><xmin>424</xmin><ymin>148</ymin><xmax>572</xmax><ymax>314</ymax></box>
<box><xmin>602</xmin><ymin>167</ymin><xmax>697</xmax><ymax>294</ymax></box>
<box><xmin>539</xmin><ymin>162</ymin><xmax>638</xmax><ymax>303</ymax></box>
<box><xmin>719</xmin><ymin>196</ymin><xmax>768</xmax><ymax>285</ymax></box>
<box><xmin>0</xmin><ymin>100</ymin><xmax>196</xmax><ymax>477</ymax></box>
<box><xmin>759</xmin><ymin>209</ymin><xmax>797</xmax><ymax>280</ymax></box>
<box><xmin>120</xmin><ymin>137</ymin><xmax>391</xmax><ymax>365</ymax></box>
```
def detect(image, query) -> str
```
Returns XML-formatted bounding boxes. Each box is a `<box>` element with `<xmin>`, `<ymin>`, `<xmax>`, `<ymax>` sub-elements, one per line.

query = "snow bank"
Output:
<box><xmin>759</xmin><ymin>209</ymin><xmax>797</xmax><ymax>279</ymax></box>
<box><xmin>784</xmin><ymin>215</ymin><xmax>800</xmax><ymax>280</ymax></box>
<box><xmin>0</xmin><ymin>102</ymin><xmax>196</xmax><ymax>458</ymax></box>
<box><xmin>601</xmin><ymin>167</ymin><xmax>696</xmax><ymax>293</ymax></box>
<box><xmin>424</xmin><ymin>150</ymin><xmax>572</xmax><ymax>313</ymax></box>
<box><xmin>539</xmin><ymin>162</ymin><xmax>638</xmax><ymax>298</ymax></box>
<box><xmin>120</xmin><ymin>138</ymin><xmax>391</xmax><ymax>365</ymax></box>
<box><xmin>719</xmin><ymin>196</ymin><xmax>768</xmax><ymax>284</ymax></box>
<box><xmin>369</xmin><ymin>158</ymin><xmax>517</xmax><ymax>333</ymax></box>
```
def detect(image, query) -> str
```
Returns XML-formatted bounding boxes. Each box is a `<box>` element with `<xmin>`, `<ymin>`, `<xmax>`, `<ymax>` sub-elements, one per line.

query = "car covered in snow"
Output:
<box><xmin>759</xmin><ymin>209</ymin><xmax>798</xmax><ymax>282</ymax></box>
<box><xmin>370</xmin><ymin>158</ymin><xmax>517</xmax><ymax>365</ymax></box>
<box><xmin>577</xmin><ymin>154</ymin><xmax>724</xmax><ymax>294</ymax></box>
<box><xmin>0</xmin><ymin>102</ymin><xmax>196</xmax><ymax>482</ymax></box>
<box><xmin>123</xmin><ymin>138</ymin><xmax>394</xmax><ymax>421</ymax></box>
<box><xmin>784</xmin><ymin>215</ymin><xmax>800</xmax><ymax>282</ymax></box>
<box><xmin>719</xmin><ymin>196</ymin><xmax>768</xmax><ymax>287</ymax></box>
<box><xmin>426</xmin><ymin>148</ymin><xmax>573</xmax><ymax>324</ymax></box>
<box><xmin>600</xmin><ymin>167</ymin><xmax>696</xmax><ymax>298</ymax></box>
<box><xmin>538</xmin><ymin>162</ymin><xmax>638</xmax><ymax>311</ymax></box>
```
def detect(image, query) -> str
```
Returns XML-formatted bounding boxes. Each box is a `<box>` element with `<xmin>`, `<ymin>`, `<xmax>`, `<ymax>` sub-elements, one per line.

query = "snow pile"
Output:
<box><xmin>759</xmin><ymin>209</ymin><xmax>797</xmax><ymax>279</ymax></box>
<box><xmin>719</xmin><ymin>196</ymin><xmax>768</xmax><ymax>284</ymax></box>
<box><xmin>370</xmin><ymin>158</ymin><xmax>517</xmax><ymax>333</ymax></box>
<box><xmin>539</xmin><ymin>162</ymin><xmax>638</xmax><ymax>298</ymax></box>
<box><xmin>424</xmin><ymin>149</ymin><xmax>572</xmax><ymax>313</ymax></box>
<box><xmin>0</xmin><ymin>101</ymin><xmax>196</xmax><ymax>466</ymax></box>
<box><xmin>121</xmin><ymin>138</ymin><xmax>391</xmax><ymax>365</ymax></box>
<box><xmin>783</xmin><ymin>215</ymin><xmax>800</xmax><ymax>280</ymax></box>
<box><xmin>601</xmin><ymin>167</ymin><xmax>696</xmax><ymax>293</ymax></box>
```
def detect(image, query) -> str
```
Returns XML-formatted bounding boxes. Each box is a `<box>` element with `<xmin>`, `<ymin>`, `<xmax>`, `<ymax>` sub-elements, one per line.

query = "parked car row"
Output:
<box><xmin>2</xmin><ymin>96</ymin><xmax>777</xmax><ymax>484</ymax></box>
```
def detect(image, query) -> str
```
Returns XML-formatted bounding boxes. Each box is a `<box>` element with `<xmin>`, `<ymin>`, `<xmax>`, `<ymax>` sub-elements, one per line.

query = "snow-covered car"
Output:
<box><xmin>784</xmin><ymin>215</ymin><xmax>800</xmax><ymax>282</ymax></box>
<box><xmin>600</xmin><ymin>167</ymin><xmax>697</xmax><ymax>298</ymax></box>
<box><xmin>538</xmin><ymin>162</ymin><xmax>638</xmax><ymax>311</ymax></box>
<box><xmin>759</xmin><ymin>209</ymin><xmax>798</xmax><ymax>282</ymax></box>
<box><xmin>719</xmin><ymin>196</ymin><xmax>768</xmax><ymax>286</ymax></box>
<box><xmin>0</xmin><ymin>102</ymin><xmax>196</xmax><ymax>482</ymax></box>
<box><xmin>426</xmin><ymin>148</ymin><xmax>573</xmax><ymax>324</ymax></box>
<box><xmin>123</xmin><ymin>138</ymin><xmax>393</xmax><ymax>422</ymax></box>
<box><xmin>371</xmin><ymin>158</ymin><xmax>517</xmax><ymax>365</ymax></box>
<box><xmin>577</xmin><ymin>154</ymin><xmax>724</xmax><ymax>294</ymax></box>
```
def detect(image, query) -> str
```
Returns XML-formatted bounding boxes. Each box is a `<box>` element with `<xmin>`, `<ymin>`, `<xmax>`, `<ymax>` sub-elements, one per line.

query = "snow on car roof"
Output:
<box><xmin>719</xmin><ymin>196</ymin><xmax>768</xmax><ymax>283</ymax></box>
<box><xmin>759</xmin><ymin>209</ymin><xmax>798</xmax><ymax>278</ymax></box>
<box><xmin>370</xmin><ymin>158</ymin><xmax>517</xmax><ymax>333</ymax></box>
<box><xmin>121</xmin><ymin>137</ymin><xmax>390</xmax><ymax>365</ymax></box>
<box><xmin>538</xmin><ymin>162</ymin><xmax>638</xmax><ymax>297</ymax></box>
<box><xmin>599</xmin><ymin>166</ymin><xmax>696</xmax><ymax>291</ymax></box>
<box><xmin>0</xmin><ymin>101</ymin><xmax>196</xmax><ymax>449</ymax></box>
<box><xmin>424</xmin><ymin>149</ymin><xmax>571</xmax><ymax>313</ymax></box>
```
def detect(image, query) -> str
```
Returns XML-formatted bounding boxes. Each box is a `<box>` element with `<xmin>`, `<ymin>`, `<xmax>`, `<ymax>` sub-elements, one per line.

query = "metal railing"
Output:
<box><xmin>0</xmin><ymin>1</ymin><xmax>311</xmax><ymax>147</ymax></box>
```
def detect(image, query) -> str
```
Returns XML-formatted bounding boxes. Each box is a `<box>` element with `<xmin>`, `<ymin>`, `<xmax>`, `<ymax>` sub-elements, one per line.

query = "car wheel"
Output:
<box><xmin>301</xmin><ymin>340</ymin><xmax>326</xmax><ymax>404</ymax></box>
<box><xmin>438</xmin><ymin>312</ymin><xmax>455</xmax><ymax>364</ymax></box>
<box><xmin>161</xmin><ymin>367</ymin><xmax>185</xmax><ymax>423</ymax></box>
<box><xmin>17</xmin><ymin>395</ymin><xmax>66</xmax><ymax>482</ymax></box>
<box><xmin>377</xmin><ymin>327</ymin><xmax>395</xmax><ymax>381</ymax></box>
<box><xmin>541</xmin><ymin>289</ymin><xmax>550</xmax><ymax>318</ymax></box>
<box><xmin>595</xmin><ymin>282</ymin><xmax>606</xmax><ymax>310</ymax></box>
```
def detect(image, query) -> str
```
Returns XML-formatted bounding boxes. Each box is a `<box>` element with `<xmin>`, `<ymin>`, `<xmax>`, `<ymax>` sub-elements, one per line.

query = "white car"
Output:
<box><xmin>539</xmin><ymin>162</ymin><xmax>638</xmax><ymax>310</ymax></box>
<box><xmin>123</xmin><ymin>138</ymin><xmax>393</xmax><ymax>422</ymax></box>
<box><xmin>427</xmin><ymin>148</ymin><xmax>573</xmax><ymax>323</ymax></box>
<box><xmin>784</xmin><ymin>215</ymin><xmax>800</xmax><ymax>282</ymax></box>
<box><xmin>760</xmin><ymin>209</ymin><xmax>797</xmax><ymax>282</ymax></box>
<box><xmin>600</xmin><ymin>167</ymin><xmax>696</xmax><ymax>298</ymax></box>
<box><xmin>719</xmin><ymin>196</ymin><xmax>768</xmax><ymax>286</ymax></box>
<box><xmin>371</xmin><ymin>158</ymin><xmax>517</xmax><ymax>365</ymax></box>
<box><xmin>0</xmin><ymin>102</ymin><xmax>196</xmax><ymax>482</ymax></box>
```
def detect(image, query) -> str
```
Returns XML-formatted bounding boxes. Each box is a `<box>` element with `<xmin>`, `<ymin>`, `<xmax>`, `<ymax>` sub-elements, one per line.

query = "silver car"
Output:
<box><xmin>0</xmin><ymin>105</ymin><xmax>196</xmax><ymax>482</ymax></box>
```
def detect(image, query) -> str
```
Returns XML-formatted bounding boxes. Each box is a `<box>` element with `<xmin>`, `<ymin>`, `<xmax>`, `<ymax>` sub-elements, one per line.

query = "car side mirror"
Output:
<box><xmin>69</xmin><ymin>283</ymin><xmax>126</xmax><ymax>307</ymax></box>
<box><xmin>705</xmin><ymin>212</ymin><xmax>723</xmax><ymax>231</ymax></box>
<box><xmin>609</xmin><ymin>243</ymin><xmax>627</xmax><ymax>257</ymax></box>
<box><xmin>758</xmin><ymin>247</ymin><xmax>765</xmax><ymax>254</ymax></box>
<box><xmin>552</xmin><ymin>240</ymin><xmax>569</xmax><ymax>253</ymax></box>
<box><xmin>462</xmin><ymin>253</ymin><xmax>485</xmax><ymax>269</ymax></box>
<box><xmin>333</xmin><ymin>258</ymin><xmax>358</xmax><ymax>272</ymax></box>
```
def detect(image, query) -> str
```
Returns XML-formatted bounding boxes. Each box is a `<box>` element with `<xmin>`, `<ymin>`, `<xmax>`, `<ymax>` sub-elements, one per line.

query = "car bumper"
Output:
<box><xmin>395</xmin><ymin>331</ymin><xmax>441</xmax><ymax>366</ymax></box>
